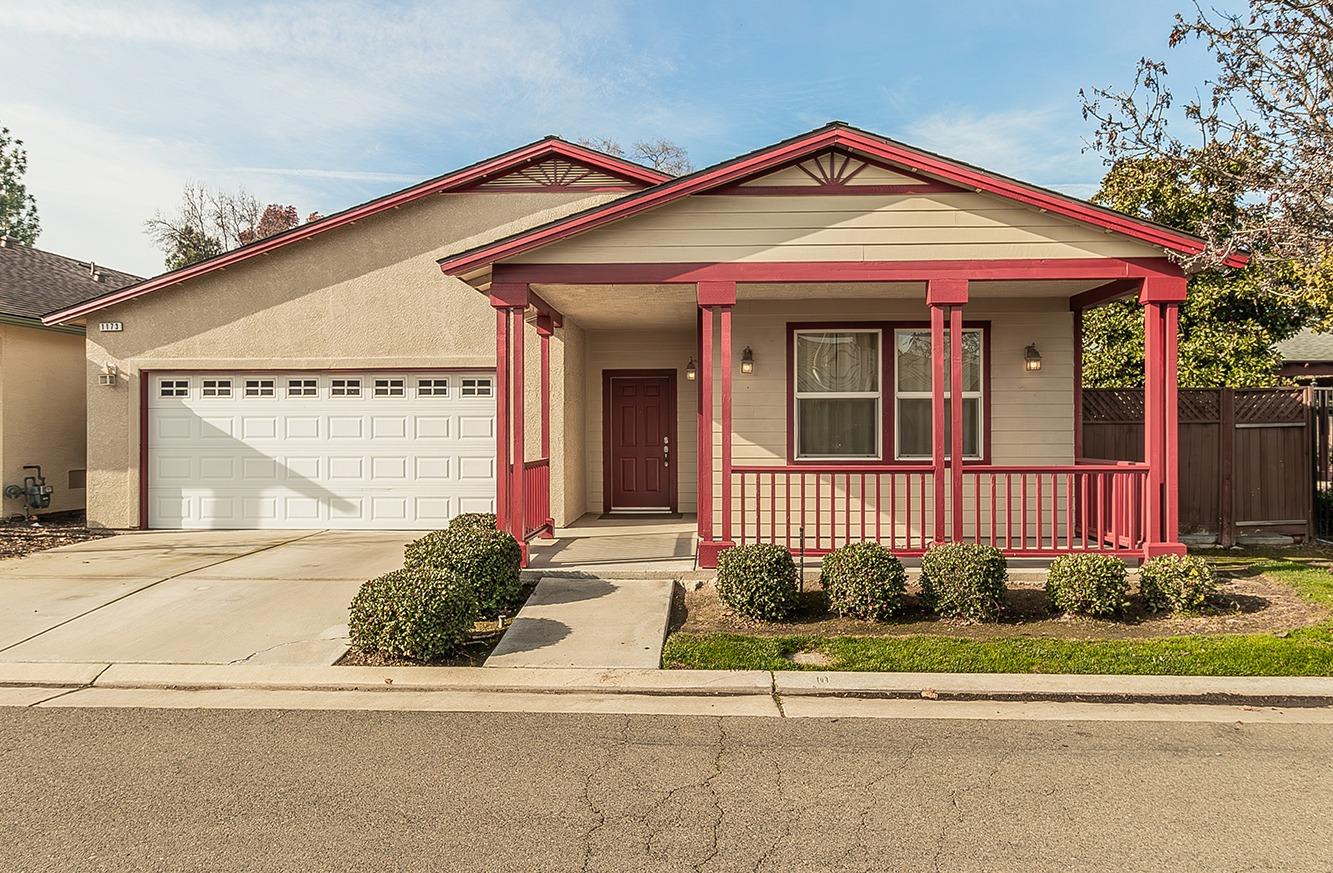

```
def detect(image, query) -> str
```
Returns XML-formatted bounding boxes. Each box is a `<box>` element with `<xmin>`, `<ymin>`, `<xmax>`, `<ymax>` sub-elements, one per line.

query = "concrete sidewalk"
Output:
<box><xmin>3</xmin><ymin>661</ymin><xmax>1333</xmax><ymax>720</ymax></box>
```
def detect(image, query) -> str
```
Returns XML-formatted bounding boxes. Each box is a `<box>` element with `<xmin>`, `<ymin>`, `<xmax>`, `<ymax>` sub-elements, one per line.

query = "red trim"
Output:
<box><xmin>138</xmin><ymin>370</ymin><xmax>150</xmax><ymax>530</ymax></box>
<box><xmin>45</xmin><ymin>138</ymin><xmax>667</xmax><ymax>325</ymax></box>
<box><xmin>705</xmin><ymin>183</ymin><xmax>962</xmax><ymax>196</ymax></box>
<box><xmin>1073</xmin><ymin>309</ymin><xmax>1084</xmax><ymax>460</ymax></box>
<box><xmin>1069</xmin><ymin>278</ymin><xmax>1141</xmax><ymax>311</ymax></box>
<box><xmin>496</xmin><ymin>311</ymin><xmax>510</xmax><ymax>536</ymax></box>
<box><xmin>930</xmin><ymin>306</ymin><xmax>946</xmax><ymax>542</ymax></box>
<box><xmin>490</xmin><ymin>256</ymin><xmax>1187</xmax><ymax>285</ymax></box>
<box><xmin>510</xmin><ymin>308</ymin><xmax>526</xmax><ymax>556</ymax></box>
<box><xmin>719</xmin><ymin>305</ymin><xmax>734</xmax><ymax>547</ymax></box>
<box><xmin>439</xmin><ymin>123</ymin><xmax>1248</xmax><ymax>276</ymax></box>
<box><xmin>696</xmin><ymin>280</ymin><xmax>737</xmax><ymax>306</ymax></box>
<box><xmin>600</xmin><ymin>369</ymin><xmax>679</xmax><ymax>514</ymax></box>
<box><xmin>698</xmin><ymin>307</ymin><xmax>714</xmax><ymax>542</ymax></box>
<box><xmin>785</xmin><ymin>320</ymin><xmax>993</xmax><ymax>467</ymax></box>
<box><xmin>949</xmin><ymin>305</ymin><xmax>964</xmax><ymax>541</ymax></box>
<box><xmin>927</xmin><ymin>277</ymin><xmax>968</xmax><ymax>306</ymax></box>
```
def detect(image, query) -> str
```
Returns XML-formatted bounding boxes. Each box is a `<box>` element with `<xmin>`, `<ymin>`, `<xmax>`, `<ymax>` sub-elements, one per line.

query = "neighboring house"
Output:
<box><xmin>0</xmin><ymin>237</ymin><xmax>139</xmax><ymax>517</ymax></box>
<box><xmin>1277</xmin><ymin>329</ymin><xmax>1333</xmax><ymax>385</ymax></box>
<box><xmin>44</xmin><ymin>123</ymin><xmax>1244</xmax><ymax>565</ymax></box>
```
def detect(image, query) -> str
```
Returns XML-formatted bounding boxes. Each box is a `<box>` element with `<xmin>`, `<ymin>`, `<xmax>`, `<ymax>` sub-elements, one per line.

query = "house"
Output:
<box><xmin>1277</xmin><ymin>328</ymin><xmax>1333</xmax><ymax>385</ymax></box>
<box><xmin>44</xmin><ymin>123</ymin><xmax>1244</xmax><ymax>566</ymax></box>
<box><xmin>0</xmin><ymin>237</ymin><xmax>138</xmax><ymax>517</ymax></box>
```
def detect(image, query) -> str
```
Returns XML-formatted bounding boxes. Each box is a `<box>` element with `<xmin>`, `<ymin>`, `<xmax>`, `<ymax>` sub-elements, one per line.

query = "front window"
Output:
<box><xmin>793</xmin><ymin>330</ymin><xmax>882</xmax><ymax>459</ymax></box>
<box><xmin>894</xmin><ymin>328</ymin><xmax>983</xmax><ymax>460</ymax></box>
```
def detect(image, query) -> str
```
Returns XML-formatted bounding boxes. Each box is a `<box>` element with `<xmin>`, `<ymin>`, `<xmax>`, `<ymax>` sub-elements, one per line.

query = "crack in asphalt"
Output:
<box><xmin>577</xmin><ymin>714</ymin><xmax>628</xmax><ymax>873</ymax></box>
<box><xmin>931</xmin><ymin>757</ymin><xmax>1005</xmax><ymax>872</ymax></box>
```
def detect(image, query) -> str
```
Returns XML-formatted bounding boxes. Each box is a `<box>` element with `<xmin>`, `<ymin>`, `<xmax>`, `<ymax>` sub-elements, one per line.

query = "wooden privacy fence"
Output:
<box><xmin>1081</xmin><ymin>388</ymin><xmax>1312</xmax><ymax>544</ymax></box>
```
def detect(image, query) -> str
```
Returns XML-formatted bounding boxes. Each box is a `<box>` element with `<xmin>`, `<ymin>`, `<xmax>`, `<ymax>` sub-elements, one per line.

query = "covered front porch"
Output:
<box><xmin>486</xmin><ymin>267</ymin><xmax>1184</xmax><ymax>570</ymax></box>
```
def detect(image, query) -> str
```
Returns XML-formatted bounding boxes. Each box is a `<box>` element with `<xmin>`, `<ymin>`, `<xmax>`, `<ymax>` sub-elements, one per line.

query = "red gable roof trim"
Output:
<box><xmin>43</xmin><ymin>138</ymin><xmax>668</xmax><ymax>325</ymax></box>
<box><xmin>438</xmin><ymin>123</ymin><xmax>1249</xmax><ymax>277</ymax></box>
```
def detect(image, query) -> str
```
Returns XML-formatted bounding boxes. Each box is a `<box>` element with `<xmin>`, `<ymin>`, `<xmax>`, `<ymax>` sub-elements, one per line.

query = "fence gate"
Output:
<box><xmin>1313</xmin><ymin>388</ymin><xmax>1333</xmax><ymax>538</ymax></box>
<box><xmin>1083</xmin><ymin>387</ymin><xmax>1312</xmax><ymax>545</ymax></box>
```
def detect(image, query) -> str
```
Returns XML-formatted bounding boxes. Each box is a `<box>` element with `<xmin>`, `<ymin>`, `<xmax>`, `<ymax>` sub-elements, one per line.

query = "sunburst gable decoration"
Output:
<box><xmin>729</xmin><ymin>148</ymin><xmax>962</xmax><ymax>194</ymax></box>
<box><xmin>475</xmin><ymin>157</ymin><xmax>647</xmax><ymax>191</ymax></box>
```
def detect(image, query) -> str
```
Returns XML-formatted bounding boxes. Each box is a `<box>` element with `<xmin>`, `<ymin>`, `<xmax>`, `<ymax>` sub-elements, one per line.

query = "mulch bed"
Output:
<box><xmin>672</xmin><ymin>569</ymin><xmax>1327</xmax><ymax>641</ymax></box>
<box><xmin>0</xmin><ymin>511</ymin><xmax>113</xmax><ymax>560</ymax></box>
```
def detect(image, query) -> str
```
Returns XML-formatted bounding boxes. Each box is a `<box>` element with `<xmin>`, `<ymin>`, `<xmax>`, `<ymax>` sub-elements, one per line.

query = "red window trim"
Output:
<box><xmin>785</xmin><ymin>320</ymin><xmax>993</xmax><ymax>466</ymax></box>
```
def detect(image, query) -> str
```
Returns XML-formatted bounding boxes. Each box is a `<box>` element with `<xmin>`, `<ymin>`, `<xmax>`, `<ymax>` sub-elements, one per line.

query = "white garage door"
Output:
<box><xmin>148</xmin><ymin>372</ymin><xmax>497</xmax><ymax>529</ymax></box>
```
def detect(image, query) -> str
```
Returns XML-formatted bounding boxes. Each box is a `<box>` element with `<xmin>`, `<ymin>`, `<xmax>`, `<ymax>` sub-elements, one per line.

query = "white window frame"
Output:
<box><xmin>792</xmin><ymin>328</ymin><xmax>883</xmax><ymax>461</ymax></box>
<box><xmin>892</xmin><ymin>327</ymin><xmax>985</xmax><ymax>461</ymax></box>
<box><xmin>461</xmin><ymin>377</ymin><xmax>492</xmax><ymax>398</ymax></box>
<box><xmin>244</xmin><ymin>378</ymin><xmax>276</xmax><ymax>398</ymax></box>
<box><xmin>286</xmin><ymin>378</ymin><xmax>318</xmax><ymax>398</ymax></box>
<box><xmin>160</xmin><ymin>378</ymin><xmax>190</xmax><ymax>398</ymax></box>
<box><xmin>373</xmin><ymin>377</ymin><xmax>405</xmax><ymax>397</ymax></box>
<box><xmin>201</xmin><ymin>378</ymin><xmax>232</xmax><ymax>398</ymax></box>
<box><xmin>330</xmin><ymin>377</ymin><xmax>362</xmax><ymax>398</ymax></box>
<box><xmin>417</xmin><ymin>378</ymin><xmax>449</xmax><ymax>397</ymax></box>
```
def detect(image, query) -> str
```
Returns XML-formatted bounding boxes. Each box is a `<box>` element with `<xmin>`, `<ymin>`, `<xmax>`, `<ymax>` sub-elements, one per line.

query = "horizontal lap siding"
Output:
<box><xmin>712</xmin><ymin>297</ymin><xmax>1074</xmax><ymax>540</ymax></box>
<box><xmin>511</xmin><ymin>193</ymin><xmax>1165</xmax><ymax>263</ymax></box>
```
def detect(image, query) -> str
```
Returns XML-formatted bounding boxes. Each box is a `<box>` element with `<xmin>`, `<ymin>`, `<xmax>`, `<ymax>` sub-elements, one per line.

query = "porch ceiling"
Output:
<box><xmin>532</xmin><ymin>278</ymin><xmax>1110</xmax><ymax>329</ymax></box>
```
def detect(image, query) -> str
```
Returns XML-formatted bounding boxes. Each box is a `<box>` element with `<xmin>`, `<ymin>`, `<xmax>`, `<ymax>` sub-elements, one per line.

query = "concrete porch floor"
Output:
<box><xmin>525</xmin><ymin>515</ymin><xmax>699</xmax><ymax>577</ymax></box>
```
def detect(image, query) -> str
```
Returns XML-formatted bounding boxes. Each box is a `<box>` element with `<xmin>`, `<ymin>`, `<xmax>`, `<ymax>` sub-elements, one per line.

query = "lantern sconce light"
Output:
<box><xmin>684</xmin><ymin>358</ymin><xmax>697</xmax><ymax>381</ymax></box>
<box><xmin>740</xmin><ymin>346</ymin><xmax>755</xmax><ymax>375</ymax></box>
<box><xmin>1024</xmin><ymin>343</ymin><xmax>1042</xmax><ymax>372</ymax></box>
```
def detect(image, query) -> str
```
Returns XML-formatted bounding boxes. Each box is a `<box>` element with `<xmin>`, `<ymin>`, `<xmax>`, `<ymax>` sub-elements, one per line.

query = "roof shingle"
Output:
<box><xmin>0</xmin><ymin>237</ymin><xmax>140</xmax><ymax>321</ymax></box>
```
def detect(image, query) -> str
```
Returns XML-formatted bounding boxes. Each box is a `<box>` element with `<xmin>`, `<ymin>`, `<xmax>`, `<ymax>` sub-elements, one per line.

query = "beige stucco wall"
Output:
<box><xmin>83</xmin><ymin>190</ymin><xmax>619</xmax><ymax>529</ymax></box>
<box><xmin>0</xmin><ymin>323</ymin><xmax>88</xmax><ymax>516</ymax></box>
<box><xmin>509</xmin><ymin>192</ymin><xmax>1169</xmax><ymax>263</ymax></box>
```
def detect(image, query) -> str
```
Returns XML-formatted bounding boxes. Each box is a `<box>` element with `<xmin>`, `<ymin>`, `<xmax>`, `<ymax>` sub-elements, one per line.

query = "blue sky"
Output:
<box><xmin>1</xmin><ymin>0</ymin><xmax>1237</xmax><ymax>276</ymax></box>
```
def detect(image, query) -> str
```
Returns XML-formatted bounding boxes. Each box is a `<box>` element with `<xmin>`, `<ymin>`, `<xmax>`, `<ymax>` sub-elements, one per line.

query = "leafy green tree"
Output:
<box><xmin>0</xmin><ymin>126</ymin><xmax>40</xmax><ymax>243</ymax></box>
<box><xmin>1082</xmin><ymin>152</ymin><xmax>1312</xmax><ymax>388</ymax></box>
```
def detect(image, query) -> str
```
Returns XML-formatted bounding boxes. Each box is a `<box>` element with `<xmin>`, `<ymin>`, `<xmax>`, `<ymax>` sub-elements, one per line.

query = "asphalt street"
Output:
<box><xmin>2</xmin><ymin>706</ymin><xmax>1331</xmax><ymax>872</ymax></box>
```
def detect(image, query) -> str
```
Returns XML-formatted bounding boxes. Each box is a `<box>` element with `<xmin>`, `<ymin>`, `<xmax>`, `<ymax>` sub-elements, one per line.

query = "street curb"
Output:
<box><xmin>10</xmin><ymin>662</ymin><xmax>1332</xmax><ymax>707</ymax></box>
<box><xmin>773</xmin><ymin>671</ymin><xmax>1333</xmax><ymax>706</ymax></box>
<box><xmin>93</xmin><ymin>664</ymin><xmax>773</xmax><ymax>696</ymax></box>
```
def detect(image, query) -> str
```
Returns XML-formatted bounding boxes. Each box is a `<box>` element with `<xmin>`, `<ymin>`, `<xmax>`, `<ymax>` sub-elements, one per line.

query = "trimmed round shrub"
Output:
<box><xmin>919</xmin><ymin>542</ymin><xmax>1008</xmax><ymax>622</ymax></box>
<box><xmin>1044</xmin><ymin>553</ymin><xmax>1129</xmax><ymax>617</ymax></box>
<box><xmin>715</xmin><ymin>543</ymin><xmax>799</xmax><ymax>621</ymax></box>
<box><xmin>348</xmin><ymin>567</ymin><xmax>478</xmax><ymax>661</ymax></box>
<box><xmin>820</xmin><ymin>542</ymin><xmax>907</xmax><ymax>621</ymax></box>
<box><xmin>1139</xmin><ymin>554</ymin><xmax>1217</xmax><ymax>613</ymax></box>
<box><xmin>404</xmin><ymin>526</ymin><xmax>522</xmax><ymax>615</ymax></box>
<box><xmin>449</xmin><ymin>512</ymin><xmax>497</xmax><ymax>532</ymax></box>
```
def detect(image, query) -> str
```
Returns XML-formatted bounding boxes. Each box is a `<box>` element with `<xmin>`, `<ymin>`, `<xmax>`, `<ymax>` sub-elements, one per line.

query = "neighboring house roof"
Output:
<box><xmin>42</xmin><ymin>137</ymin><xmax>669</xmax><ymax>325</ymax></box>
<box><xmin>1277</xmin><ymin>328</ymin><xmax>1333</xmax><ymax>363</ymax></box>
<box><xmin>438</xmin><ymin>121</ymin><xmax>1250</xmax><ymax>278</ymax></box>
<box><xmin>0</xmin><ymin>238</ymin><xmax>140</xmax><ymax>322</ymax></box>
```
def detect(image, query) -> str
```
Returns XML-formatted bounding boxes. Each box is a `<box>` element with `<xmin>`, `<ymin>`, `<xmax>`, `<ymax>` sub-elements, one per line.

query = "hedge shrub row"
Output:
<box><xmin>715</xmin><ymin>541</ymin><xmax>1010</xmax><ymax>623</ymax></box>
<box><xmin>1045</xmin><ymin>553</ymin><xmax>1129</xmax><ymax>617</ymax></box>
<box><xmin>349</xmin><ymin>513</ymin><xmax>522</xmax><ymax>661</ymax></box>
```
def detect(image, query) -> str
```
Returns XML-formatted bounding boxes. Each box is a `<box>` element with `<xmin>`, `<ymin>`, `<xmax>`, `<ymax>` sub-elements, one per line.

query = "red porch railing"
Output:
<box><xmin>520</xmin><ymin>458</ymin><xmax>552</xmax><ymax>541</ymax></box>
<box><xmin>727</xmin><ymin>462</ymin><xmax>1149</xmax><ymax>557</ymax></box>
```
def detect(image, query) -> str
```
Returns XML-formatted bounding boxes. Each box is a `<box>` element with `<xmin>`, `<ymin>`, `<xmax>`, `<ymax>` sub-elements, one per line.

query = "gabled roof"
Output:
<box><xmin>438</xmin><ymin>121</ymin><xmax>1249</xmax><ymax>278</ymax></box>
<box><xmin>43</xmin><ymin>137</ymin><xmax>668</xmax><ymax>324</ymax></box>
<box><xmin>0</xmin><ymin>238</ymin><xmax>140</xmax><ymax>322</ymax></box>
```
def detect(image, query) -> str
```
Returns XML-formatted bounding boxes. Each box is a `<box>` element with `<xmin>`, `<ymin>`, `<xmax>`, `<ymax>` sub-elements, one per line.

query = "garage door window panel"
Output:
<box><xmin>331</xmin><ymin>378</ymin><xmax>361</xmax><ymax>397</ymax></box>
<box><xmin>245</xmin><ymin>378</ymin><xmax>275</xmax><ymax>398</ymax></box>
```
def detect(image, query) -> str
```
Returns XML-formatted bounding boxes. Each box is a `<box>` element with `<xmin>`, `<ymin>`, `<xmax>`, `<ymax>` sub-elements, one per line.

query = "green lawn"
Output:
<box><xmin>662</xmin><ymin>556</ymin><xmax>1333</xmax><ymax>676</ymax></box>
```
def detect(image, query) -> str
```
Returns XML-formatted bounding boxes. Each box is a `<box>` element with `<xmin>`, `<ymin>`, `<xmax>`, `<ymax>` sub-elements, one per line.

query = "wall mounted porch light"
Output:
<box><xmin>684</xmin><ymin>359</ymin><xmax>697</xmax><ymax>381</ymax></box>
<box><xmin>740</xmin><ymin>346</ymin><xmax>755</xmax><ymax>375</ymax></box>
<box><xmin>1024</xmin><ymin>343</ymin><xmax>1042</xmax><ymax>372</ymax></box>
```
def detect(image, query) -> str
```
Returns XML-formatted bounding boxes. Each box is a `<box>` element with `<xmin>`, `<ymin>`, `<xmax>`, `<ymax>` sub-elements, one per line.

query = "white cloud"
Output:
<box><xmin>905</xmin><ymin>105</ymin><xmax>1104</xmax><ymax>193</ymax></box>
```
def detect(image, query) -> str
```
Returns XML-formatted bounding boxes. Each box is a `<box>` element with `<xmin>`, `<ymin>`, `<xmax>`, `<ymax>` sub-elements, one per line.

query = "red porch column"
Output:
<box><xmin>927</xmin><ymin>278</ymin><xmax>968</xmax><ymax>544</ymax></box>
<box><xmin>1140</xmin><ymin>276</ymin><xmax>1187</xmax><ymax>557</ymax></box>
<box><xmin>535</xmin><ymin>313</ymin><xmax>555</xmax><ymax>537</ymax></box>
<box><xmin>490</xmin><ymin>283</ymin><xmax>530</xmax><ymax>564</ymax></box>
<box><xmin>697</xmin><ymin>281</ymin><xmax>736</xmax><ymax>569</ymax></box>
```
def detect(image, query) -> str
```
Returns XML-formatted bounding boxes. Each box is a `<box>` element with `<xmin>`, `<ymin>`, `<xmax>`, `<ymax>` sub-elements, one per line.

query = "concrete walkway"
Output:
<box><xmin>484</xmin><ymin>576</ymin><xmax>675</xmax><ymax>669</ymax></box>
<box><xmin>0</xmin><ymin>530</ymin><xmax>414</xmax><ymax>666</ymax></box>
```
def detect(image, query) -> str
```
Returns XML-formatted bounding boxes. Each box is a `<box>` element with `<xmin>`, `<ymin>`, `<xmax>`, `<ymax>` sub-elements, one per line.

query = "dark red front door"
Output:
<box><xmin>608</xmin><ymin>374</ymin><xmax>674</xmax><ymax>510</ymax></box>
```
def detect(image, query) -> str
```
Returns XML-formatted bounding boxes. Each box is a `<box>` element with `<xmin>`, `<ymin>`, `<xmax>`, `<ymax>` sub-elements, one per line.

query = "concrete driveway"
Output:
<box><xmin>0</xmin><ymin>530</ymin><xmax>415</xmax><ymax>666</ymax></box>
